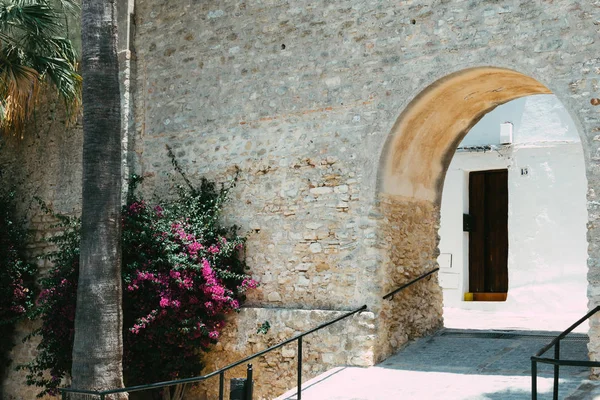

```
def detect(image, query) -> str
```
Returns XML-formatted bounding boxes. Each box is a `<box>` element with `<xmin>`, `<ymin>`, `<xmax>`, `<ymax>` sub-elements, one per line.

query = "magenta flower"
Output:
<box><xmin>159</xmin><ymin>297</ymin><xmax>170</xmax><ymax>308</ymax></box>
<box><xmin>187</xmin><ymin>241</ymin><xmax>203</xmax><ymax>255</ymax></box>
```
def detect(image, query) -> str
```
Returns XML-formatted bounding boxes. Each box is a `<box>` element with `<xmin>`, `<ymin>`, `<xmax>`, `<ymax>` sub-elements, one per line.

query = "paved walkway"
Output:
<box><xmin>443</xmin><ymin>307</ymin><xmax>589</xmax><ymax>333</ymax></box>
<box><xmin>276</xmin><ymin>329</ymin><xmax>596</xmax><ymax>400</ymax></box>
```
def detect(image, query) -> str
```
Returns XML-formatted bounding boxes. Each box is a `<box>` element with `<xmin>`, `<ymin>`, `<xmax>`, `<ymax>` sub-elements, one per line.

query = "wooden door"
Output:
<box><xmin>469</xmin><ymin>169</ymin><xmax>509</xmax><ymax>296</ymax></box>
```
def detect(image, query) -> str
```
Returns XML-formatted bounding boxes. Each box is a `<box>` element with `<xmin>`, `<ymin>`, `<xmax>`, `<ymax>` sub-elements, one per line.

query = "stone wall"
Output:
<box><xmin>0</xmin><ymin>92</ymin><xmax>82</xmax><ymax>399</ymax></box>
<box><xmin>376</xmin><ymin>194</ymin><xmax>444</xmax><ymax>360</ymax></box>
<box><xmin>190</xmin><ymin>307</ymin><xmax>375</xmax><ymax>400</ymax></box>
<box><xmin>132</xmin><ymin>0</ymin><xmax>600</xmax><ymax>393</ymax></box>
<box><xmin>4</xmin><ymin>0</ymin><xmax>600</xmax><ymax>397</ymax></box>
<box><xmin>0</xmin><ymin>93</ymin><xmax>83</xmax><ymax>217</ymax></box>
<box><xmin>3</xmin><ymin>320</ymin><xmax>52</xmax><ymax>400</ymax></box>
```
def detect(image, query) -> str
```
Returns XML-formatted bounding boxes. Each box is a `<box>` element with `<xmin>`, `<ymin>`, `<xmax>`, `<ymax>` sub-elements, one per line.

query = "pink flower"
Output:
<box><xmin>129</xmin><ymin>201</ymin><xmax>146</xmax><ymax>214</ymax></box>
<box><xmin>13</xmin><ymin>287</ymin><xmax>25</xmax><ymax>299</ymax></box>
<box><xmin>240</xmin><ymin>278</ymin><xmax>258</xmax><ymax>290</ymax></box>
<box><xmin>208</xmin><ymin>245</ymin><xmax>220</xmax><ymax>254</ymax></box>
<box><xmin>177</xmin><ymin>276</ymin><xmax>194</xmax><ymax>290</ymax></box>
<box><xmin>159</xmin><ymin>297</ymin><xmax>170</xmax><ymax>308</ymax></box>
<box><xmin>210</xmin><ymin>285</ymin><xmax>225</xmax><ymax>297</ymax></box>
<box><xmin>187</xmin><ymin>241</ymin><xmax>203</xmax><ymax>255</ymax></box>
<box><xmin>10</xmin><ymin>305</ymin><xmax>25</xmax><ymax>314</ymax></box>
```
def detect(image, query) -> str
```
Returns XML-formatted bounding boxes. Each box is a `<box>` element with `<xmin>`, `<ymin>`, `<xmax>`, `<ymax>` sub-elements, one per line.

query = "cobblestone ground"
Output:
<box><xmin>276</xmin><ymin>329</ymin><xmax>597</xmax><ymax>400</ymax></box>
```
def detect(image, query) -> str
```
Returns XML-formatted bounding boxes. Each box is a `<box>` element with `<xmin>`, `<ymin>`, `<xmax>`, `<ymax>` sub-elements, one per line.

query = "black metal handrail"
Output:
<box><xmin>62</xmin><ymin>267</ymin><xmax>440</xmax><ymax>399</ymax></box>
<box><xmin>531</xmin><ymin>305</ymin><xmax>600</xmax><ymax>400</ymax></box>
<box><xmin>383</xmin><ymin>268</ymin><xmax>439</xmax><ymax>300</ymax></box>
<box><xmin>61</xmin><ymin>305</ymin><xmax>367</xmax><ymax>400</ymax></box>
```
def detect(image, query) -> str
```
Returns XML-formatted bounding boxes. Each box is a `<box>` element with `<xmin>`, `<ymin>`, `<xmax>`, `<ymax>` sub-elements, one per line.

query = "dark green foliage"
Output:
<box><xmin>0</xmin><ymin>189</ymin><xmax>37</xmax><ymax>396</ymax></box>
<box><xmin>18</xmin><ymin>210</ymin><xmax>78</xmax><ymax>397</ymax></box>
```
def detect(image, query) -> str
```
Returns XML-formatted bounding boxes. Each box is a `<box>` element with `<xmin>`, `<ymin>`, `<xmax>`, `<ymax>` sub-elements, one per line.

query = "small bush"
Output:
<box><xmin>22</xmin><ymin>156</ymin><xmax>256</xmax><ymax>397</ymax></box>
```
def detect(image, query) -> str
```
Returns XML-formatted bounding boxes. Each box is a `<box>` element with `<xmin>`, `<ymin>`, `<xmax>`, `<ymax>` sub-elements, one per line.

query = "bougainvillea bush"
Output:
<box><xmin>22</xmin><ymin>162</ymin><xmax>256</xmax><ymax>398</ymax></box>
<box><xmin>0</xmin><ymin>190</ymin><xmax>37</xmax><ymax>389</ymax></box>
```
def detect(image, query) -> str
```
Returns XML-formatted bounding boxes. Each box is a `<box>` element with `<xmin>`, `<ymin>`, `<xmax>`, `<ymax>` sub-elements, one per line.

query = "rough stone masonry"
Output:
<box><xmin>3</xmin><ymin>0</ymin><xmax>600</xmax><ymax>399</ymax></box>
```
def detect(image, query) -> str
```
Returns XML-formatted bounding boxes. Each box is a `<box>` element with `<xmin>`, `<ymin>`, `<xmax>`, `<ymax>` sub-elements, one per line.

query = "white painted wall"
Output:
<box><xmin>438</xmin><ymin>95</ymin><xmax>589</xmax><ymax>330</ymax></box>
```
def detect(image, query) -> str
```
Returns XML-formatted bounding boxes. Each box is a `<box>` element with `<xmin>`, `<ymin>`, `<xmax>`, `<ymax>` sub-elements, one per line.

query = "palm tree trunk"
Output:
<box><xmin>71</xmin><ymin>0</ymin><xmax>126</xmax><ymax>397</ymax></box>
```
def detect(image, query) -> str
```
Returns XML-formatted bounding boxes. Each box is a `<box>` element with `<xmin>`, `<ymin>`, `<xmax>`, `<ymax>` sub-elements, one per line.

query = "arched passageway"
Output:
<box><xmin>376</xmin><ymin>67</ymin><xmax>588</xmax><ymax>360</ymax></box>
<box><xmin>437</xmin><ymin>94</ymin><xmax>588</xmax><ymax>331</ymax></box>
<box><xmin>381</xmin><ymin>67</ymin><xmax>552</xmax><ymax>201</ymax></box>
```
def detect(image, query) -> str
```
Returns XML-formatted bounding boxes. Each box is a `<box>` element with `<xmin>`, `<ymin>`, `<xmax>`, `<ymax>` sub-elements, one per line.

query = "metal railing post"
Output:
<box><xmin>246</xmin><ymin>364</ymin><xmax>253</xmax><ymax>400</ymax></box>
<box><xmin>297</xmin><ymin>337</ymin><xmax>303</xmax><ymax>400</ymax></box>
<box><xmin>531</xmin><ymin>358</ymin><xmax>537</xmax><ymax>400</ymax></box>
<box><xmin>219</xmin><ymin>371</ymin><xmax>225</xmax><ymax>400</ymax></box>
<box><xmin>553</xmin><ymin>342</ymin><xmax>560</xmax><ymax>400</ymax></box>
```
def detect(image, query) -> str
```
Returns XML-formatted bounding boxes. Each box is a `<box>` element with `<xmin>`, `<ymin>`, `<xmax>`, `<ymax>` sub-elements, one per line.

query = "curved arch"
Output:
<box><xmin>381</xmin><ymin>67</ymin><xmax>551</xmax><ymax>203</ymax></box>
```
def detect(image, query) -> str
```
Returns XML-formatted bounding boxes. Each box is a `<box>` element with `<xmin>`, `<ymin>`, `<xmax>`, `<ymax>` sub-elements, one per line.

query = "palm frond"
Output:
<box><xmin>31</xmin><ymin>53</ymin><xmax>80</xmax><ymax>107</ymax></box>
<box><xmin>0</xmin><ymin>0</ymin><xmax>81</xmax><ymax>135</ymax></box>
<box><xmin>0</xmin><ymin>46</ymin><xmax>39</xmax><ymax>135</ymax></box>
<box><xmin>0</xmin><ymin>1</ymin><xmax>61</xmax><ymax>37</ymax></box>
<box><xmin>54</xmin><ymin>0</ymin><xmax>79</xmax><ymax>16</ymax></box>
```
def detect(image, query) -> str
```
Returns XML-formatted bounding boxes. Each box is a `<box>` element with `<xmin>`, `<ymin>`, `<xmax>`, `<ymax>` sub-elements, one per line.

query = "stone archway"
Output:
<box><xmin>374</xmin><ymin>67</ymin><xmax>584</xmax><ymax>361</ymax></box>
<box><xmin>382</xmin><ymin>67</ymin><xmax>552</xmax><ymax>202</ymax></box>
